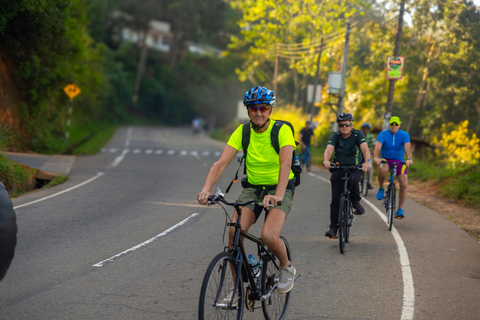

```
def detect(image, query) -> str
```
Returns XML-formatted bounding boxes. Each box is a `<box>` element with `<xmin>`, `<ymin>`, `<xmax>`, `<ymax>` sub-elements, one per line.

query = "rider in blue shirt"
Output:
<box><xmin>373</xmin><ymin>116</ymin><xmax>413</xmax><ymax>218</ymax></box>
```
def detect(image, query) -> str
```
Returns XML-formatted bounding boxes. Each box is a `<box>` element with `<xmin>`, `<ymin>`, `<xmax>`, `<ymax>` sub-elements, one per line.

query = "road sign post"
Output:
<box><xmin>63</xmin><ymin>83</ymin><xmax>81</xmax><ymax>139</ymax></box>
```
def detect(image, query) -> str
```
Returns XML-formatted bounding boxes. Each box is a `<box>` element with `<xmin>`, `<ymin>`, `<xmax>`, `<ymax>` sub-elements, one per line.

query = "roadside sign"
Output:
<box><xmin>63</xmin><ymin>83</ymin><xmax>81</xmax><ymax>99</ymax></box>
<box><xmin>385</xmin><ymin>56</ymin><xmax>405</xmax><ymax>80</ymax></box>
<box><xmin>307</xmin><ymin>84</ymin><xmax>322</xmax><ymax>103</ymax></box>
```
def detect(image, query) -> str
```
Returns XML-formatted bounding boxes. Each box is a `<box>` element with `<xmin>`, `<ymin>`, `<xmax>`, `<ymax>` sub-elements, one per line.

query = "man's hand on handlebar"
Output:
<box><xmin>263</xmin><ymin>194</ymin><xmax>283</xmax><ymax>209</ymax></box>
<box><xmin>197</xmin><ymin>189</ymin><xmax>212</xmax><ymax>205</ymax></box>
<box><xmin>323</xmin><ymin>160</ymin><xmax>331</xmax><ymax>169</ymax></box>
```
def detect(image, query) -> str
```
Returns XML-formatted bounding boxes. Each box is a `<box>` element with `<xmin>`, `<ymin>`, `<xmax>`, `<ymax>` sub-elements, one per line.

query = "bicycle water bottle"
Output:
<box><xmin>248</xmin><ymin>254</ymin><xmax>259</xmax><ymax>276</ymax></box>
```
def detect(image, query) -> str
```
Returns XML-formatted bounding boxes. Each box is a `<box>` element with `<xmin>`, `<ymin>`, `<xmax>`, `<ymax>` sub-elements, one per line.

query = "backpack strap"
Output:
<box><xmin>225</xmin><ymin>123</ymin><xmax>250</xmax><ymax>193</ymax></box>
<box><xmin>270</xmin><ymin>120</ymin><xmax>295</xmax><ymax>153</ymax></box>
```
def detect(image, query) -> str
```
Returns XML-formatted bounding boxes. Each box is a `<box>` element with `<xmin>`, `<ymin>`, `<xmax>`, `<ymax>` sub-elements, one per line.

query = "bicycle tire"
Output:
<box><xmin>358</xmin><ymin>172</ymin><xmax>364</xmax><ymax>194</ymax></box>
<box><xmin>363</xmin><ymin>172</ymin><xmax>369</xmax><ymax>197</ymax></box>
<box><xmin>262</xmin><ymin>236</ymin><xmax>291</xmax><ymax>320</ymax></box>
<box><xmin>338</xmin><ymin>196</ymin><xmax>347</xmax><ymax>254</ymax></box>
<box><xmin>199</xmin><ymin>252</ymin><xmax>244</xmax><ymax>320</ymax></box>
<box><xmin>387</xmin><ymin>185</ymin><xmax>395</xmax><ymax>231</ymax></box>
<box><xmin>345</xmin><ymin>201</ymin><xmax>352</xmax><ymax>243</ymax></box>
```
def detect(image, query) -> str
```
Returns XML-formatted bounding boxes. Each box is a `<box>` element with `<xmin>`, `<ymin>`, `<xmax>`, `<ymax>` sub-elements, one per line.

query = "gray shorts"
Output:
<box><xmin>237</xmin><ymin>187</ymin><xmax>293</xmax><ymax>221</ymax></box>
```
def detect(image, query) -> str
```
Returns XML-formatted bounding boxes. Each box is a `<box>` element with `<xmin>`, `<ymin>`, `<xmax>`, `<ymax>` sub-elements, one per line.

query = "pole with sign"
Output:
<box><xmin>63</xmin><ymin>83</ymin><xmax>81</xmax><ymax>139</ymax></box>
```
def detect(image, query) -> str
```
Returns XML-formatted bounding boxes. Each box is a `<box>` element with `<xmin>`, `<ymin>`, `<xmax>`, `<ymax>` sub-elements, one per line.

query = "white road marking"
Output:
<box><xmin>202</xmin><ymin>151</ymin><xmax>210</xmax><ymax>156</ymax></box>
<box><xmin>109</xmin><ymin>148</ymin><xmax>118</xmax><ymax>153</ymax></box>
<box><xmin>145</xmin><ymin>149</ymin><xmax>153</xmax><ymax>154</ymax></box>
<box><xmin>180</xmin><ymin>150</ymin><xmax>188</xmax><ymax>156</ymax></box>
<box><xmin>126</xmin><ymin>127</ymin><xmax>132</xmax><ymax>147</ymax></box>
<box><xmin>214</xmin><ymin>151</ymin><xmax>221</xmax><ymax>157</ymax></box>
<box><xmin>109</xmin><ymin>149</ymin><xmax>129</xmax><ymax>168</ymax></box>
<box><xmin>167</xmin><ymin>150</ymin><xmax>175</xmax><ymax>155</ymax></box>
<box><xmin>155</xmin><ymin>150</ymin><xmax>164</xmax><ymax>154</ymax></box>
<box><xmin>133</xmin><ymin>149</ymin><xmax>141</xmax><ymax>154</ymax></box>
<box><xmin>309</xmin><ymin>171</ymin><xmax>415</xmax><ymax>320</ymax></box>
<box><xmin>93</xmin><ymin>213</ymin><xmax>200</xmax><ymax>267</ymax></box>
<box><xmin>13</xmin><ymin>172</ymin><xmax>104</xmax><ymax>210</ymax></box>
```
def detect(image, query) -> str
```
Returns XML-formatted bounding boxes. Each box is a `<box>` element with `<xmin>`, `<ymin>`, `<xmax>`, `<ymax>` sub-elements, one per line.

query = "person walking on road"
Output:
<box><xmin>361</xmin><ymin>123</ymin><xmax>376</xmax><ymax>189</ymax></box>
<box><xmin>323</xmin><ymin>113</ymin><xmax>371</xmax><ymax>238</ymax></box>
<box><xmin>197</xmin><ymin>85</ymin><xmax>297</xmax><ymax>294</ymax></box>
<box><xmin>298</xmin><ymin>121</ymin><xmax>317</xmax><ymax>172</ymax></box>
<box><xmin>373</xmin><ymin>116</ymin><xmax>413</xmax><ymax>219</ymax></box>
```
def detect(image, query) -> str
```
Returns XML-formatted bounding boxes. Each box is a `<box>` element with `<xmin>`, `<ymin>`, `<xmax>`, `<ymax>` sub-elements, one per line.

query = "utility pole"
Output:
<box><xmin>273</xmin><ymin>44</ymin><xmax>279</xmax><ymax>94</ymax></box>
<box><xmin>337</xmin><ymin>22</ymin><xmax>351</xmax><ymax>116</ymax></box>
<box><xmin>308</xmin><ymin>37</ymin><xmax>324</xmax><ymax>121</ymax></box>
<box><xmin>384</xmin><ymin>0</ymin><xmax>406</xmax><ymax>128</ymax></box>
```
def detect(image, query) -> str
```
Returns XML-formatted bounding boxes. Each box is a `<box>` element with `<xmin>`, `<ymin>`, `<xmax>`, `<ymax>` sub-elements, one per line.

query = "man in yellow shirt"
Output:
<box><xmin>197</xmin><ymin>86</ymin><xmax>297</xmax><ymax>294</ymax></box>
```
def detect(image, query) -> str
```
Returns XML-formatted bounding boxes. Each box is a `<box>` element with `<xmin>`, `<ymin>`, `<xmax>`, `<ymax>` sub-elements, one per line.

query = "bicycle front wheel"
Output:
<box><xmin>338</xmin><ymin>196</ymin><xmax>348</xmax><ymax>254</ymax></box>
<box><xmin>262</xmin><ymin>236</ymin><xmax>291</xmax><ymax>320</ymax></box>
<box><xmin>199</xmin><ymin>252</ymin><xmax>244</xmax><ymax>320</ymax></box>
<box><xmin>387</xmin><ymin>185</ymin><xmax>396</xmax><ymax>231</ymax></box>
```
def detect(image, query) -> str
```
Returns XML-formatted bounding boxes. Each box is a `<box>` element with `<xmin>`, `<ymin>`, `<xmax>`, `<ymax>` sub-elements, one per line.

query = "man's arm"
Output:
<box><xmin>404</xmin><ymin>142</ymin><xmax>413</xmax><ymax>167</ymax></box>
<box><xmin>312</xmin><ymin>131</ymin><xmax>318</xmax><ymax>147</ymax></box>
<box><xmin>265</xmin><ymin>144</ymin><xmax>293</xmax><ymax>207</ymax></box>
<box><xmin>323</xmin><ymin>144</ymin><xmax>335</xmax><ymax>168</ymax></box>
<box><xmin>373</xmin><ymin>141</ymin><xmax>382</xmax><ymax>165</ymax></box>
<box><xmin>360</xmin><ymin>142</ymin><xmax>371</xmax><ymax>172</ymax></box>
<box><xmin>198</xmin><ymin>145</ymin><xmax>238</xmax><ymax>204</ymax></box>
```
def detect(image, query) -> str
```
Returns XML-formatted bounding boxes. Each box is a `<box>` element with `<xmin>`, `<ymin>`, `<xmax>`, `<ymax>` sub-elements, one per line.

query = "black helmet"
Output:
<box><xmin>336</xmin><ymin>113</ymin><xmax>354</xmax><ymax>123</ymax></box>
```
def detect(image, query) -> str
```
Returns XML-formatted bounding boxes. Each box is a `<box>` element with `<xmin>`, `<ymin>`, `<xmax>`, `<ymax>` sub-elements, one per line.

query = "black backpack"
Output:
<box><xmin>225</xmin><ymin>120</ymin><xmax>302</xmax><ymax>193</ymax></box>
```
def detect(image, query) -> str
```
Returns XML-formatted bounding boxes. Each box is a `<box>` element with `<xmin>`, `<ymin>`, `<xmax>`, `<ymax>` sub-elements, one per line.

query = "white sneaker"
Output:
<box><xmin>277</xmin><ymin>263</ymin><xmax>296</xmax><ymax>294</ymax></box>
<box><xmin>221</xmin><ymin>287</ymin><xmax>238</xmax><ymax>307</ymax></box>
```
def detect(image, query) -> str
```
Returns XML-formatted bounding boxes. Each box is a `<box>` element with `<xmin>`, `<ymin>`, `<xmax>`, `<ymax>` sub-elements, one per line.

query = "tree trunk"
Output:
<box><xmin>129</xmin><ymin>30</ymin><xmax>149</xmax><ymax>112</ymax></box>
<box><xmin>406</xmin><ymin>41</ymin><xmax>436</xmax><ymax>132</ymax></box>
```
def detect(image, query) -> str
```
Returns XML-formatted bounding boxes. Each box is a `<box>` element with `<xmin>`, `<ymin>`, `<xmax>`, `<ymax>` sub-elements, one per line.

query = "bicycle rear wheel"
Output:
<box><xmin>362</xmin><ymin>172</ymin><xmax>369</xmax><ymax>197</ymax></box>
<box><xmin>262</xmin><ymin>236</ymin><xmax>291</xmax><ymax>320</ymax></box>
<box><xmin>338</xmin><ymin>196</ymin><xmax>348</xmax><ymax>254</ymax></box>
<box><xmin>359</xmin><ymin>172</ymin><xmax>364</xmax><ymax>194</ymax></box>
<box><xmin>199</xmin><ymin>252</ymin><xmax>244</xmax><ymax>320</ymax></box>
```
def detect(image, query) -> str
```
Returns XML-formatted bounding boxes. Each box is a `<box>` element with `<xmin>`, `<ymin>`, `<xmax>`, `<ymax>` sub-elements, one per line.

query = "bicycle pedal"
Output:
<box><xmin>294</xmin><ymin>274</ymin><xmax>301</xmax><ymax>281</ymax></box>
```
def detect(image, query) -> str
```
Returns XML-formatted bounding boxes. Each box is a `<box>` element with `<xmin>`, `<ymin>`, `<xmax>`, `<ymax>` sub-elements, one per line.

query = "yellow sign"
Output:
<box><xmin>63</xmin><ymin>83</ymin><xmax>81</xmax><ymax>99</ymax></box>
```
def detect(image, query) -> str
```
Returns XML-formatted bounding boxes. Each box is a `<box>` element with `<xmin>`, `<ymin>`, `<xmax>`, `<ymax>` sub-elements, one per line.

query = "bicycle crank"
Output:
<box><xmin>245</xmin><ymin>286</ymin><xmax>256</xmax><ymax>311</ymax></box>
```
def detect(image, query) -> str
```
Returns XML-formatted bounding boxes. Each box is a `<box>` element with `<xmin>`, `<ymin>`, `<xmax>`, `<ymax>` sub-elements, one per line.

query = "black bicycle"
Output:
<box><xmin>330</xmin><ymin>164</ymin><xmax>363</xmax><ymax>254</ymax></box>
<box><xmin>198</xmin><ymin>193</ymin><xmax>293</xmax><ymax>320</ymax></box>
<box><xmin>382</xmin><ymin>161</ymin><xmax>406</xmax><ymax>231</ymax></box>
<box><xmin>358</xmin><ymin>169</ymin><xmax>370</xmax><ymax>197</ymax></box>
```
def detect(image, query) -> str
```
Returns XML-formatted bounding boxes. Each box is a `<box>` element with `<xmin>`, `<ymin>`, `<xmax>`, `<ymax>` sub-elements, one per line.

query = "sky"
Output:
<box><xmin>474</xmin><ymin>0</ymin><xmax>480</xmax><ymax>6</ymax></box>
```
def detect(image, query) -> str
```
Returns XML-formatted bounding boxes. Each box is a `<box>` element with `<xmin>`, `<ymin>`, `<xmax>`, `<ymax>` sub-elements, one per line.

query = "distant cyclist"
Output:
<box><xmin>361</xmin><ymin>123</ymin><xmax>376</xmax><ymax>189</ymax></box>
<box><xmin>298</xmin><ymin>121</ymin><xmax>317</xmax><ymax>172</ymax></box>
<box><xmin>323</xmin><ymin>113</ymin><xmax>371</xmax><ymax>238</ymax></box>
<box><xmin>373</xmin><ymin>116</ymin><xmax>413</xmax><ymax>219</ymax></box>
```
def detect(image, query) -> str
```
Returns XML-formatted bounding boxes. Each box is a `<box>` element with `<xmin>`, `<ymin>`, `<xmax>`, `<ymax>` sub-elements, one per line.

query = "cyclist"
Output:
<box><xmin>361</xmin><ymin>123</ymin><xmax>376</xmax><ymax>189</ymax></box>
<box><xmin>323</xmin><ymin>113</ymin><xmax>371</xmax><ymax>238</ymax></box>
<box><xmin>298</xmin><ymin>120</ymin><xmax>317</xmax><ymax>172</ymax></box>
<box><xmin>373</xmin><ymin>116</ymin><xmax>413</xmax><ymax>219</ymax></box>
<box><xmin>0</xmin><ymin>181</ymin><xmax>17</xmax><ymax>281</ymax></box>
<box><xmin>197</xmin><ymin>86</ymin><xmax>297</xmax><ymax>294</ymax></box>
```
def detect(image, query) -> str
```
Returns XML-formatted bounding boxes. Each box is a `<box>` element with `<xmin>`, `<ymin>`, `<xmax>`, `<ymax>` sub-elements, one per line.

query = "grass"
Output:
<box><xmin>0</xmin><ymin>153</ymin><xmax>36</xmax><ymax>196</ymax></box>
<box><xmin>73</xmin><ymin>126</ymin><xmax>118</xmax><ymax>155</ymax></box>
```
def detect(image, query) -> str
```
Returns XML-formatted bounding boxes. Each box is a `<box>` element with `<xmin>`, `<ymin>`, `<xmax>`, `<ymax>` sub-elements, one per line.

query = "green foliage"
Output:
<box><xmin>432</xmin><ymin>120</ymin><xmax>480</xmax><ymax>169</ymax></box>
<box><xmin>439</xmin><ymin>166</ymin><xmax>480</xmax><ymax>209</ymax></box>
<box><xmin>0</xmin><ymin>153</ymin><xmax>35</xmax><ymax>196</ymax></box>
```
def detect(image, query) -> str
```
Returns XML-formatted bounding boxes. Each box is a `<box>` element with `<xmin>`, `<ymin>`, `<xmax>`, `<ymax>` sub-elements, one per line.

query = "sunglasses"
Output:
<box><xmin>248</xmin><ymin>105</ymin><xmax>271</xmax><ymax>113</ymax></box>
<box><xmin>390</xmin><ymin>123</ymin><xmax>399</xmax><ymax>126</ymax></box>
<box><xmin>338</xmin><ymin>124</ymin><xmax>351</xmax><ymax>128</ymax></box>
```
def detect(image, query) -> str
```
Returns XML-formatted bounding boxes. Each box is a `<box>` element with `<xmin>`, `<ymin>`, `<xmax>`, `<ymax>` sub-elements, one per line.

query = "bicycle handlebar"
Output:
<box><xmin>329</xmin><ymin>163</ymin><xmax>363</xmax><ymax>170</ymax></box>
<box><xmin>208</xmin><ymin>193</ymin><xmax>282</xmax><ymax>207</ymax></box>
<box><xmin>380</xmin><ymin>160</ymin><xmax>407</xmax><ymax>165</ymax></box>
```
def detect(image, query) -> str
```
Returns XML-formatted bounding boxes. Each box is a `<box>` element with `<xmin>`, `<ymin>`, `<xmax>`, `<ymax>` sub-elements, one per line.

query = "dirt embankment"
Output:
<box><xmin>407</xmin><ymin>180</ymin><xmax>480</xmax><ymax>241</ymax></box>
<box><xmin>0</xmin><ymin>50</ymin><xmax>28</xmax><ymax>145</ymax></box>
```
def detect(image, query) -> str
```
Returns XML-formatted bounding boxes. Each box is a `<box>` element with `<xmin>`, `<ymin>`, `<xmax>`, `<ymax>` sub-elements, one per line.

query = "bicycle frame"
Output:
<box><xmin>383</xmin><ymin>161</ymin><xmax>405</xmax><ymax>231</ymax></box>
<box><xmin>221</xmin><ymin>200</ymin><xmax>281</xmax><ymax>306</ymax></box>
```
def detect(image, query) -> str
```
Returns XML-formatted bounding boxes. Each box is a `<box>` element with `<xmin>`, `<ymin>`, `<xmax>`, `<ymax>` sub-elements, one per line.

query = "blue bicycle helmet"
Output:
<box><xmin>243</xmin><ymin>86</ymin><xmax>276</xmax><ymax>106</ymax></box>
<box><xmin>362</xmin><ymin>123</ymin><xmax>371</xmax><ymax>129</ymax></box>
<box><xmin>336</xmin><ymin>112</ymin><xmax>354</xmax><ymax>123</ymax></box>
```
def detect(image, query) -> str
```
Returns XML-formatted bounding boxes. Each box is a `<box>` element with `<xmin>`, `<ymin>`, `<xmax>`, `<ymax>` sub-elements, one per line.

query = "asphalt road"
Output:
<box><xmin>3</xmin><ymin>126</ymin><xmax>480</xmax><ymax>320</ymax></box>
